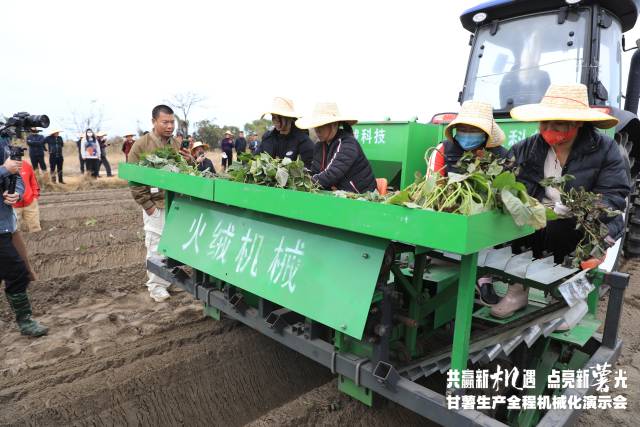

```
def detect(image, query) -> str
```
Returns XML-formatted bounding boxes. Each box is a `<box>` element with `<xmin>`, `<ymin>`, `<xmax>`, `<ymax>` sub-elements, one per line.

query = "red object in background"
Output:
<box><xmin>14</xmin><ymin>160</ymin><xmax>40</xmax><ymax>208</ymax></box>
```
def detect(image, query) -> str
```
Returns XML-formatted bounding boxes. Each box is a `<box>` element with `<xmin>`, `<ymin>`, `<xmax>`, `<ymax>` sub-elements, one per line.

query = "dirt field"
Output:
<box><xmin>0</xmin><ymin>179</ymin><xmax>639</xmax><ymax>425</ymax></box>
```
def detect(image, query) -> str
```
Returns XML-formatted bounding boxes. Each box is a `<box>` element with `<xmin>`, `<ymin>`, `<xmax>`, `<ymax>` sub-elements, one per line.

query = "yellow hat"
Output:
<box><xmin>445</xmin><ymin>100</ymin><xmax>505</xmax><ymax>148</ymax></box>
<box><xmin>262</xmin><ymin>96</ymin><xmax>300</xmax><ymax>119</ymax></box>
<box><xmin>296</xmin><ymin>102</ymin><xmax>357</xmax><ymax>129</ymax></box>
<box><xmin>510</xmin><ymin>84</ymin><xmax>618</xmax><ymax>129</ymax></box>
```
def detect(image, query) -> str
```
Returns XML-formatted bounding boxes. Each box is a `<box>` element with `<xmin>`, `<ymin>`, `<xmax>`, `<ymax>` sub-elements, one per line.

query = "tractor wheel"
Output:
<box><xmin>618</xmin><ymin>131</ymin><xmax>640</xmax><ymax>257</ymax></box>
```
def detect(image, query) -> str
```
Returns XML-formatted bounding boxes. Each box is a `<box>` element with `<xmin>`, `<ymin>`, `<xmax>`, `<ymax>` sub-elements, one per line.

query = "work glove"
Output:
<box><xmin>553</xmin><ymin>201</ymin><xmax>571</xmax><ymax>216</ymax></box>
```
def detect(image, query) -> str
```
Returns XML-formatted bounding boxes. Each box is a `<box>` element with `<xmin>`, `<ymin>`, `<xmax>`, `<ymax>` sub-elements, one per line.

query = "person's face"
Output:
<box><xmin>152</xmin><ymin>112</ymin><xmax>175</xmax><ymax>138</ymax></box>
<box><xmin>539</xmin><ymin>121</ymin><xmax>582</xmax><ymax>132</ymax></box>
<box><xmin>272</xmin><ymin>114</ymin><xmax>293</xmax><ymax>134</ymax></box>
<box><xmin>314</xmin><ymin>123</ymin><xmax>339</xmax><ymax>142</ymax></box>
<box><xmin>239</xmin><ymin>132</ymin><xmax>244</xmax><ymax>137</ymax></box>
<box><xmin>194</xmin><ymin>147</ymin><xmax>204</xmax><ymax>157</ymax></box>
<box><xmin>125</xmin><ymin>135</ymin><xmax>133</xmax><ymax>141</ymax></box>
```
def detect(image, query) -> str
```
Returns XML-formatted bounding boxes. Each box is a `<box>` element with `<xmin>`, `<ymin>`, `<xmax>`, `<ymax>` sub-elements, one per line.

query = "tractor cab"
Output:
<box><xmin>460</xmin><ymin>0</ymin><xmax>637</xmax><ymax>114</ymax></box>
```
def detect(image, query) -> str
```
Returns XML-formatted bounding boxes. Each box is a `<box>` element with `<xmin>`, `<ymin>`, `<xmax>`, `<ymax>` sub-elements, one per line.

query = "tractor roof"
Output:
<box><xmin>461</xmin><ymin>0</ymin><xmax>638</xmax><ymax>32</ymax></box>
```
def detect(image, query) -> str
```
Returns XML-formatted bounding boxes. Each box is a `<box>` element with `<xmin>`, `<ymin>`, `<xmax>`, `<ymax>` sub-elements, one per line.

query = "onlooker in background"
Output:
<box><xmin>81</xmin><ymin>129</ymin><xmax>101</xmax><ymax>178</ymax></box>
<box><xmin>235</xmin><ymin>131</ymin><xmax>247</xmax><ymax>154</ymax></box>
<box><xmin>258</xmin><ymin>97</ymin><xmax>314</xmax><ymax>168</ymax></box>
<box><xmin>220</xmin><ymin>130</ymin><xmax>234</xmax><ymax>171</ymax></box>
<box><xmin>26</xmin><ymin>128</ymin><xmax>47</xmax><ymax>174</ymax></box>
<box><xmin>122</xmin><ymin>133</ymin><xmax>136</xmax><ymax>161</ymax></box>
<box><xmin>96</xmin><ymin>131</ymin><xmax>113</xmax><ymax>177</ymax></box>
<box><xmin>44</xmin><ymin>129</ymin><xmax>65</xmax><ymax>184</ymax></box>
<box><xmin>75</xmin><ymin>134</ymin><xmax>85</xmax><ymax>174</ymax></box>
<box><xmin>14</xmin><ymin>159</ymin><xmax>41</xmax><ymax>232</ymax></box>
<box><xmin>0</xmin><ymin>149</ymin><xmax>48</xmax><ymax>337</ymax></box>
<box><xmin>191</xmin><ymin>141</ymin><xmax>216</xmax><ymax>173</ymax></box>
<box><xmin>248</xmin><ymin>132</ymin><xmax>260</xmax><ymax>154</ymax></box>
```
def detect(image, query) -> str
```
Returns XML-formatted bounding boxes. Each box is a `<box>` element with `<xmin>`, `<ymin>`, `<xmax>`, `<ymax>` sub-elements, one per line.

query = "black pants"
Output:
<box><xmin>85</xmin><ymin>158</ymin><xmax>99</xmax><ymax>177</ymax></box>
<box><xmin>29</xmin><ymin>154</ymin><xmax>46</xmax><ymax>172</ymax></box>
<box><xmin>50</xmin><ymin>156</ymin><xmax>64</xmax><ymax>180</ymax></box>
<box><xmin>222</xmin><ymin>150</ymin><xmax>233</xmax><ymax>169</ymax></box>
<box><xmin>0</xmin><ymin>233</ymin><xmax>29</xmax><ymax>295</ymax></box>
<box><xmin>98</xmin><ymin>153</ymin><xmax>112</xmax><ymax>176</ymax></box>
<box><xmin>512</xmin><ymin>218</ymin><xmax>583</xmax><ymax>264</ymax></box>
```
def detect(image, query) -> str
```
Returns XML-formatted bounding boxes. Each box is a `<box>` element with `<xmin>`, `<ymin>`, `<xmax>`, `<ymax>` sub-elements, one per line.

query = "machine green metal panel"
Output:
<box><xmin>158</xmin><ymin>196</ymin><xmax>388</xmax><ymax>339</ymax></box>
<box><xmin>354</xmin><ymin>121</ymin><xmax>441</xmax><ymax>189</ymax></box>
<box><xmin>213</xmin><ymin>180</ymin><xmax>533</xmax><ymax>254</ymax></box>
<box><xmin>550</xmin><ymin>314</ymin><xmax>602</xmax><ymax>346</ymax></box>
<box><xmin>118</xmin><ymin>163</ymin><xmax>216</xmax><ymax>201</ymax></box>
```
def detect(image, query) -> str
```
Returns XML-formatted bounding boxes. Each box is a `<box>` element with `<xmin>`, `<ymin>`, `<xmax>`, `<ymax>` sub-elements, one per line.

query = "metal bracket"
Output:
<box><xmin>229</xmin><ymin>293</ymin><xmax>248</xmax><ymax>315</ymax></box>
<box><xmin>373</xmin><ymin>361</ymin><xmax>400</xmax><ymax>391</ymax></box>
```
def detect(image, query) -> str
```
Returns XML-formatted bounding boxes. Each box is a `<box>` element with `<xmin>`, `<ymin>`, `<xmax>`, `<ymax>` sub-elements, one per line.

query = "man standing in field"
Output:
<box><xmin>26</xmin><ymin>128</ymin><xmax>47</xmax><ymax>175</ymax></box>
<box><xmin>127</xmin><ymin>105</ymin><xmax>182</xmax><ymax>302</ymax></box>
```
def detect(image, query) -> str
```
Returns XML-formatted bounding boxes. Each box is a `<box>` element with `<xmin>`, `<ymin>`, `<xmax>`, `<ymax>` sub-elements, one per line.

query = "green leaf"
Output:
<box><xmin>385</xmin><ymin>190</ymin><xmax>411</xmax><ymax>205</ymax></box>
<box><xmin>493</xmin><ymin>172</ymin><xmax>516</xmax><ymax>190</ymax></box>
<box><xmin>501</xmin><ymin>188</ymin><xmax>532</xmax><ymax>227</ymax></box>
<box><xmin>447</xmin><ymin>172</ymin><xmax>467</xmax><ymax>184</ymax></box>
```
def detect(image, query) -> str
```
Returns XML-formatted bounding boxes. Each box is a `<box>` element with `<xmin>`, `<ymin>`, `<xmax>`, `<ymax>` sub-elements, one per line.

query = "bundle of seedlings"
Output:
<box><xmin>540</xmin><ymin>175</ymin><xmax>621</xmax><ymax>266</ymax></box>
<box><xmin>386</xmin><ymin>151</ymin><xmax>548</xmax><ymax>229</ymax></box>
<box><xmin>223</xmin><ymin>152</ymin><xmax>319</xmax><ymax>192</ymax></box>
<box><xmin>138</xmin><ymin>146</ymin><xmax>206</xmax><ymax>176</ymax></box>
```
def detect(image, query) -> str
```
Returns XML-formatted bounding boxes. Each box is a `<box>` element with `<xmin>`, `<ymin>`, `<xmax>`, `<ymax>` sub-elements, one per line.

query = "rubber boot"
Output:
<box><xmin>476</xmin><ymin>277</ymin><xmax>499</xmax><ymax>305</ymax></box>
<box><xmin>490</xmin><ymin>283</ymin><xmax>529</xmax><ymax>319</ymax></box>
<box><xmin>6</xmin><ymin>292</ymin><xmax>48</xmax><ymax>337</ymax></box>
<box><xmin>58</xmin><ymin>172</ymin><xmax>65</xmax><ymax>184</ymax></box>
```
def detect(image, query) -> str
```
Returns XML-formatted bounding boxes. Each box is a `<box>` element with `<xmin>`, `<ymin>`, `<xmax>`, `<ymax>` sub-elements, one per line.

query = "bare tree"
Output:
<box><xmin>66</xmin><ymin>99</ymin><xmax>104</xmax><ymax>136</ymax></box>
<box><xmin>165</xmin><ymin>92</ymin><xmax>206</xmax><ymax>136</ymax></box>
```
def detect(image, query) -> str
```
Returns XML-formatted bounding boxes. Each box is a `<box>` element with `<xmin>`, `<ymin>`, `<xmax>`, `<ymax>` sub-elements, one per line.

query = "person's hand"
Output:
<box><xmin>604</xmin><ymin>235</ymin><xmax>617</xmax><ymax>247</ymax></box>
<box><xmin>553</xmin><ymin>201</ymin><xmax>571</xmax><ymax>216</ymax></box>
<box><xmin>145</xmin><ymin>206</ymin><xmax>156</xmax><ymax>216</ymax></box>
<box><xmin>179</xmin><ymin>147</ymin><xmax>194</xmax><ymax>163</ymax></box>
<box><xmin>3</xmin><ymin>191</ymin><xmax>19</xmax><ymax>206</ymax></box>
<box><xmin>2</xmin><ymin>158</ymin><xmax>20</xmax><ymax>175</ymax></box>
<box><xmin>195</xmin><ymin>154</ymin><xmax>205</xmax><ymax>164</ymax></box>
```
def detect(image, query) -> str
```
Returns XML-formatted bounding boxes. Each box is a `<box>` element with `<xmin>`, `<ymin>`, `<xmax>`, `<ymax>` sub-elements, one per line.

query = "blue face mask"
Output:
<box><xmin>455</xmin><ymin>130</ymin><xmax>487</xmax><ymax>151</ymax></box>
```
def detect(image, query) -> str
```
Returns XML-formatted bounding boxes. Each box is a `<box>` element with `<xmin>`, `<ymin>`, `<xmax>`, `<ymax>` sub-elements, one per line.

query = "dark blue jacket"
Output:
<box><xmin>0</xmin><ymin>143</ymin><xmax>25</xmax><ymax>233</ymax></box>
<box><xmin>509</xmin><ymin>125</ymin><xmax>630</xmax><ymax>240</ymax></box>
<box><xmin>311</xmin><ymin>129</ymin><xmax>376</xmax><ymax>193</ymax></box>
<box><xmin>44</xmin><ymin>135</ymin><xmax>64</xmax><ymax>159</ymax></box>
<box><xmin>257</xmin><ymin>127</ymin><xmax>314</xmax><ymax>169</ymax></box>
<box><xmin>26</xmin><ymin>134</ymin><xmax>46</xmax><ymax>157</ymax></box>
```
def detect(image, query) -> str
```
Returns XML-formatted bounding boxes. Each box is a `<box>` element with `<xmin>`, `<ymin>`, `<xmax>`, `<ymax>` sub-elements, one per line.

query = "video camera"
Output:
<box><xmin>1</xmin><ymin>112</ymin><xmax>49</xmax><ymax>194</ymax></box>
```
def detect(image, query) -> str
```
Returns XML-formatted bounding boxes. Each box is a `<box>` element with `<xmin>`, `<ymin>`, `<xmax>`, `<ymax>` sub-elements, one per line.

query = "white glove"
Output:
<box><xmin>553</xmin><ymin>201</ymin><xmax>571</xmax><ymax>216</ymax></box>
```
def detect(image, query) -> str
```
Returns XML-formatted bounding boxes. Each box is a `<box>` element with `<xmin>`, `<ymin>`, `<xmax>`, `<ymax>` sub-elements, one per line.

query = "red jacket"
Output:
<box><xmin>14</xmin><ymin>160</ymin><xmax>40</xmax><ymax>207</ymax></box>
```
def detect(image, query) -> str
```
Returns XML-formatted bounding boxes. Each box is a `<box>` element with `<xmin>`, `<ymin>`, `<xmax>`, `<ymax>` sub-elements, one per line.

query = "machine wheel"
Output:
<box><xmin>619</xmin><ymin>131</ymin><xmax>640</xmax><ymax>257</ymax></box>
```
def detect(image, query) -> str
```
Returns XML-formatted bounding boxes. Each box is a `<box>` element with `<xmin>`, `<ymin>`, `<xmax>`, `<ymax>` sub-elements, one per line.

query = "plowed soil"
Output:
<box><xmin>0</xmin><ymin>187</ymin><xmax>638</xmax><ymax>426</ymax></box>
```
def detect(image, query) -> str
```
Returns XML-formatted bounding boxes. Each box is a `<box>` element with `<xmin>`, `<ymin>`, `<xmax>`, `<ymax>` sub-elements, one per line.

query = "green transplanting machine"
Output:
<box><xmin>119</xmin><ymin>1</ymin><xmax>639</xmax><ymax>425</ymax></box>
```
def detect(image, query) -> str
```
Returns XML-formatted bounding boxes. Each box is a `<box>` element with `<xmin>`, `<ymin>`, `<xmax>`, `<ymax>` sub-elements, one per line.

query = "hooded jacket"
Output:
<box><xmin>311</xmin><ymin>129</ymin><xmax>376</xmax><ymax>193</ymax></box>
<box><xmin>509</xmin><ymin>124</ymin><xmax>630</xmax><ymax>240</ymax></box>
<box><xmin>257</xmin><ymin>126</ymin><xmax>314</xmax><ymax>169</ymax></box>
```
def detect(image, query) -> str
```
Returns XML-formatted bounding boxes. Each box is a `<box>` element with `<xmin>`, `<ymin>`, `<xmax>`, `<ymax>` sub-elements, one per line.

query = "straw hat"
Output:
<box><xmin>445</xmin><ymin>100</ymin><xmax>505</xmax><ymax>148</ymax></box>
<box><xmin>224</xmin><ymin>130</ymin><xmax>233</xmax><ymax>135</ymax></box>
<box><xmin>123</xmin><ymin>132</ymin><xmax>135</xmax><ymax>137</ymax></box>
<box><xmin>296</xmin><ymin>102</ymin><xmax>358</xmax><ymax>130</ymax></box>
<box><xmin>262</xmin><ymin>96</ymin><xmax>300</xmax><ymax>119</ymax></box>
<box><xmin>191</xmin><ymin>141</ymin><xmax>209</xmax><ymax>152</ymax></box>
<box><xmin>510</xmin><ymin>84</ymin><xmax>618</xmax><ymax>129</ymax></box>
<box><xmin>49</xmin><ymin>129</ymin><xmax>63</xmax><ymax>135</ymax></box>
<box><xmin>96</xmin><ymin>131</ymin><xmax>107</xmax><ymax>137</ymax></box>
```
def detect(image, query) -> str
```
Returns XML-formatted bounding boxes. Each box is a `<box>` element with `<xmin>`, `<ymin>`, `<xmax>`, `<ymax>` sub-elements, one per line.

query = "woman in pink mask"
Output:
<box><xmin>491</xmin><ymin>84</ymin><xmax>629</xmax><ymax>318</ymax></box>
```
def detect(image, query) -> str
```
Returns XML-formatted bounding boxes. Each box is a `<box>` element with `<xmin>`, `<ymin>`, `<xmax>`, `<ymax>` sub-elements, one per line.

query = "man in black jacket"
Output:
<box><xmin>235</xmin><ymin>131</ymin><xmax>247</xmax><ymax>154</ymax></box>
<box><xmin>44</xmin><ymin>130</ymin><xmax>65</xmax><ymax>183</ymax></box>
<box><xmin>297</xmin><ymin>102</ymin><xmax>376</xmax><ymax>193</ymax></box>
<box><xmin>26</xmin><ymin>128</ymin><xmax>47</xmax><ymax>173</ymax></box>
<box><xmin>257</xmin><ymin>97</ymin><xmax>314</xmax><ymax>169</ymax></box>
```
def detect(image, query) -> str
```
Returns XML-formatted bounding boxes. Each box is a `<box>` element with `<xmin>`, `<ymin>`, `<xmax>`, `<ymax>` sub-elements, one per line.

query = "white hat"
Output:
<box><xmin>96</xmin><ymin>131</ymin><xmax>107</xmax><ymax>137</ymax></box>
<box><xmin>190</xmin><ymin>141</ymin><xmax>209</xmax><ymax>152</ymax></box>
<box><xmin>262</xmin><ymin>96</ymin><xmax>300</xmax><ymax>119</ymax></box>
<box><xmin>49</xmin><ymin>129</ymin><xmax>63</xmax><ymax>135</ymax></box>
<box><xmin>296</xmin><ymin>102</ymin><xmax>357</xmax><ymax>129</ymax></box>
<box><xmin>510</xmin><ymin>84</ymin><xmax>618</xmax><ymax>129</ymax></box>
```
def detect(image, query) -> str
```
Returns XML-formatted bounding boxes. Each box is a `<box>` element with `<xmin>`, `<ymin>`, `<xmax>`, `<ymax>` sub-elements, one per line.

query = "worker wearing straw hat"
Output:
<box><xmin>491</xmin><ymin>83</ymin><xmax>630</xmax><ymax>319</ymax></box>
<box><xmin>428</xmin><ymin>100</ymin><xmax>507</xmax><ymax>177</ymax></box>
<box><xmin>191</xmin><ymin>141</ymin><xmax>216</xmax><ymax>174</ymax></box>
<box><xmin>427</xmin><ymin>100</ymin><xmax>507</xmax><ymax>306</ymax></box>
<box><xmin>257</xmin><ymin>97</ymin><xmax>314</xmax><ymax>169</ymax></box>
<box><xmin>296</xmin><ymin>102</ymin><xmax>376</xmax><ymax>193</ymax></box>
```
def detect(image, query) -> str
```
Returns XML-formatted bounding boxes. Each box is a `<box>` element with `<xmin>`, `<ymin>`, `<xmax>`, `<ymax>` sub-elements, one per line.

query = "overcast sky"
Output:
<box><xmin>1</xmin><ymin>0</ymin><xmax>639</xmax><ymax>137</ymax></box>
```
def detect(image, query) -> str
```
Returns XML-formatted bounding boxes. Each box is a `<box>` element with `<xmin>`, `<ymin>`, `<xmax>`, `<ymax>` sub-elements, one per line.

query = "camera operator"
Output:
<box><xmin>0</xmin><ymin>147</ymin><xmax>48</xmax><ymax>337</ymax></box>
